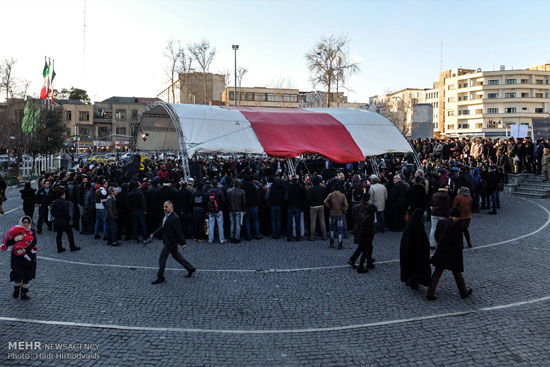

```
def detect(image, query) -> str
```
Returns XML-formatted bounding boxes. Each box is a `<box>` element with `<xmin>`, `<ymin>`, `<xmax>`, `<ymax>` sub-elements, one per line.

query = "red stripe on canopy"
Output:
<box><xmin>224</xmin><ymin>107</ymin><xmax>364</xmax><ymax>163</ymax></box>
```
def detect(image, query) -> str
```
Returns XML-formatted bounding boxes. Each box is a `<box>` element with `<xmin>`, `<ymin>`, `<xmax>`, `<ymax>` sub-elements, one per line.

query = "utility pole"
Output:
<box><xmin>232</xmin><ymin>45</ymin><xmax>239</xmax><ymax>106</ymax></box>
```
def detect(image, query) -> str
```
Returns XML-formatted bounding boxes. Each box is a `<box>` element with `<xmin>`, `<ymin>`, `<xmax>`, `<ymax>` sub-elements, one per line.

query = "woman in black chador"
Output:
<box><xmin>400</xmin><ymin>208</ymin><xmax>432</xmax><ymax>290</ymax></box>
<box><xmin>1</xmin><ymin>216</ymin><xmax>38</xmax><ymax>300</ymax></box>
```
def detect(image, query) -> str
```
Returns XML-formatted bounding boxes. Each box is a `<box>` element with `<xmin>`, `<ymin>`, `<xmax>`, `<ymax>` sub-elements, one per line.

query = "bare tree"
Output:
<box><xmin>164</xmin><ymin>40</ymin><xmax>184</xmax><ymax>103</ymax></box>
<box><xmin>305</xmin><ymin>35</ymin><xmax>360</xmax><ymax>107</ymax></box>
<box><xmin>0</xmin><ymin>58</ymin><xmax>17</xmax><ymax>101</ymax></box>
<box><xmin>237</xmin><ymin>66</ymin><xmax>248</xmax><ymax>88</ymax></box>
<box><xmin>377</xmin><ymin>97</ymin><xmax>412</xmax><ymax>136</ymax></box>
<box><xmin>176</xmin><ymin>51</ymin><xmax>193</xmax><ymax>103</ymax></box>
<box><xmin>188</xmin><ymin>39</ymin><xmax>216</xmax><ymax>104</ymax></box>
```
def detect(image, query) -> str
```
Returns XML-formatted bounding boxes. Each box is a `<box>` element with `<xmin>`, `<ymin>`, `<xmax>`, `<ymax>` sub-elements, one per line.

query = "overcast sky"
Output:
<box><xmin>1</xmin><ymin>0</ymin><xmax>550</xmax><ymax>103</ymax></box>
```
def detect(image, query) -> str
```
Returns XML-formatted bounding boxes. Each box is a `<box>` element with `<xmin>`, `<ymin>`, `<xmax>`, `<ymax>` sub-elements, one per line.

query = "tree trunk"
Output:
<box><xmin>203</xmin><ymin>72</ymin><xmax>207</xmax><ymax>104</ymax></box>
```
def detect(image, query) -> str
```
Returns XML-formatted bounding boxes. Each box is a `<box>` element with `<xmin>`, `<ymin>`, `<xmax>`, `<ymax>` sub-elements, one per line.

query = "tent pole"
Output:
<box><xmin>287</xmin><ymin>158</ymin><xmax>296</xmax><ymax>176</ymax></box>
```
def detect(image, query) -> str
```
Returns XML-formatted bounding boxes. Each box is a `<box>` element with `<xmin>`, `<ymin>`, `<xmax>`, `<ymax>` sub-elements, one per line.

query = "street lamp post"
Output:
<box><xmin>232</xmin><ymin>44</ymin><xmax>239</xmax><ymax>106</ymax></box>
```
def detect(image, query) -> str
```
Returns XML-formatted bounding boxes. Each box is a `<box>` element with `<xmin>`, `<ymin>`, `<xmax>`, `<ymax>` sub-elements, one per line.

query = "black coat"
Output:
<box><xmin>432</xmin><ymin>217</ymin><xmax>464</xmax><ymax>272</ymax></box>
<box><xmin>352</xmin><ymin>202</ymin><xmax>377</xmax><ymax>244</ymax></box>
<box><xmin>400</xmin><ymin>209</ymin><xmax>432</xmax><ymax>286</ymax></box>
<box><xmin>20</xmin><ymin>188</ymin><xmax>37</xmax><ymax>214</ymax></box>
<box><xmin>50</xmin><ymin>198</ymin><xmax>71</xmax><ymax>227</ymax></box>
<box><xmin>161</xmin><ymin>212</ymin><xmax>186</xmax><ymax>249</ymax></box>
<box><xmin>7</xmin><ymin>228</ymin><xmax>37</xmax><ymax>282</ymax></box>
<box><xmin>387</xmin><ymin>181</ymin><xmax>410</xmax><ymax>231</ymax></box>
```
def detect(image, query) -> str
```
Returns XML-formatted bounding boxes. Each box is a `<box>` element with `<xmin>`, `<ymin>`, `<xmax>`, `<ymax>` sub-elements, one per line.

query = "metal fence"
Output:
<box><xmin>19</xmin><ymin>155</ymin><xmax>55</xmax><ymax>178</ymax></box>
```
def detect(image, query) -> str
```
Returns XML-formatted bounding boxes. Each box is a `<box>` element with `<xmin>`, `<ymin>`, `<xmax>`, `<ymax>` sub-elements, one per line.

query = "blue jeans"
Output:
<box><xmin>131</xmin><ymin>210</ymin><xmax>147</xmax><ymax>241</ymax></box>
<box><xmin>270</xmin><ymin>206</ymin><xmax>282</xmax><ymax>237</ymax></box>
<box><xmin>375</xmin><ymin>211</ymin><xmax>385</xmax><ymax>232</ymax></box>
<box><xmin>208</xmin><ymin>211</ymin><xmax>225</xmax><ymax>243</ymax></box>
<box><xmin>94</xmin><ymin>209</ymin><xmax>107</xmax><ymax>237</ymax></box>
<box><xmin>106</xmin><ymin>217</ymin><xmax>118</xmax><ymax>245</ymax></box>
<box><xmin>244</xmin><ymin>206</ymin><xmax>260</xmax><ymax>239</ymax></box>
<box><xmin>230</xmin><ymin>212</ymin><xmax>244</xmax><ymax>240</ymax></box>
<box><xmin>287</xmin><ymin>207</ymin><xmax>301</xmax><ymax>239</ymax></box>
<box><xmin>329</xmin><ymin>215</ymin><xmax>345</xmax><ymax>246</ymax></box>
<box><xmin>490</xmin><ymin>191</ymin><xmax>498</xmax><ymax>212</ymax></box>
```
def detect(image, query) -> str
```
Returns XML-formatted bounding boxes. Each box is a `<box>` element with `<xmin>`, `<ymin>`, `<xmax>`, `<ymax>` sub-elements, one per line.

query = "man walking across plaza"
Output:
<box><xmin>151</xmin><ymin>201</ymin><xmax>195</xmax><ymax>284</ymax></box>
<box><xmin>324</xmin><ymin>183</ymin><xmax>348</xmax><ymax>249</ymax></box>
<box><xmin>50</xmin><ymin>191</ymin><xmax>81</xmax><ymax>253</ymax></box>
<box><xmin>427</xmin><ymin>207</ymin><xmax>472</xmax><ymax>300</ymax></box>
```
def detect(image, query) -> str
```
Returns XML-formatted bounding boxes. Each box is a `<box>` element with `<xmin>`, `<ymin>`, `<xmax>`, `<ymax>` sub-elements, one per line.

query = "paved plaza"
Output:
<box><xmin>0</xmin><ymin>186</ymin><xmax>549</xmax><ymax>366</ymax></box>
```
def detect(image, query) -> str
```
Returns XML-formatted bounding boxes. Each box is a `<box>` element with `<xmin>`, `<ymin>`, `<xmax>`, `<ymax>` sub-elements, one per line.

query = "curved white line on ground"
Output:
<box><xmin>1</xmin><ymin>295</ymin><xmax>549</xmax><ymax>334</ymax></box>
<box><xmin>2</xmin><ymin>206</ymin><xmax>22</xmax><ymax>215</ymax></box>
<box><xmin>31</xmin><ymin>199</ymin><xmax>549</xmax><ymax>273</ymax></box>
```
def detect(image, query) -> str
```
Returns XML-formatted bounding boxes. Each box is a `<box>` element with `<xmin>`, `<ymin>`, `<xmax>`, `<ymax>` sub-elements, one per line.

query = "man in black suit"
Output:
<box><xmin>151</xmin><ymin>201</ymin><xmax>196</xmax><ymax>284</ymax></box>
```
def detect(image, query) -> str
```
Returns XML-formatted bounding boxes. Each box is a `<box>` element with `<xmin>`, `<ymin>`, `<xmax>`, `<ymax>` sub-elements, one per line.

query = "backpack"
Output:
<box><xmin>207</xmin><ymin>192</ymin><xmax>219</xmax><ymax>213</ymax></box>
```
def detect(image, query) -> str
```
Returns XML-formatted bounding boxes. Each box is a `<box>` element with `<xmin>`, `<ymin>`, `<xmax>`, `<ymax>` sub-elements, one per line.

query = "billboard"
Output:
<box><xmin>532</xmin><ymin>117</ymin><xmax>550</xmax><ymax>140</ymax></box>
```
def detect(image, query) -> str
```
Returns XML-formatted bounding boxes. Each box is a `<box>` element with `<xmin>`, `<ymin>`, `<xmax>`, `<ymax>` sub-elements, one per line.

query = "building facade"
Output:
<box><xmin>369</xmin><ymin>88</ymin><xmax>427</xmax><ymax>136</ymax></box>
<box><xmin>438</xmin><ymin>65</ymin><xmax>550</xmax><ymax>138</ymax></box>
<box><xmin>158</xmin><ymin>72</ymin><xmax>226</xmax><ymax>105</ymax></box>
<box><xmin>93</xmin><ymin>97</ymin><xmax>160</xmax><ymax>152</ymax></box>
<box><xmin>221</xmin><ymin>87</ymin><xmax>300</xmax><ymax>108</ymax></box>
<box><xmin>57</xmin><ymin>100</ymin><xmax>94</xmax><ymax>152</ymax></box>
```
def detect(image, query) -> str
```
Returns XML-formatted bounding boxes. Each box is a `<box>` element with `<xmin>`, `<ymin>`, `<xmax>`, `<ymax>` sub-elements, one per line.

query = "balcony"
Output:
<box><xmin>93</xmin><ymin>114</ymin><xmax>112</xmax><ymax>123</ymax></box>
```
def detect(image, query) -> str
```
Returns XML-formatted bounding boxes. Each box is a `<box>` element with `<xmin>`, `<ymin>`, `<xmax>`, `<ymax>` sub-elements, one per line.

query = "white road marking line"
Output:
<box><xmin>0</xmin><ymin>295</ymin><xmax>549</xmax><ymax>334</ymax></box>
<box><xmin>33</xmin><ymin>199</ymin><xmax>549</xmax><ymax>273</ymax></box>
<box><xmin>2</xmin><ymin>206</ymin><xmax>22</xmax><ymax>215</ymax></box>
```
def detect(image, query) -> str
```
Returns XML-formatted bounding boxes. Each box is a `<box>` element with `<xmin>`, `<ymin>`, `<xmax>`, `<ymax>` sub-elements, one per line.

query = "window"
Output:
<box><xmin>115</xmin><ymin>109</ymin><xmax>126</xmax><ymax>121</ymax></box>
<box><xmin>115</xmin><ymin>127</ymin><xmax>126</xmax><ymax>135</ymax></box>
<box><xmin>522</xmin><ymin>107</ymin><xmax>527</xmax><ymax>111</ymax></box>
<box><xmin>447</xmin><ymin>125</ymin><xmax>455</xmax><ymax>130</ymax></box>
<box><xmin>536</xmin><ymin>108</ymin><xmax>544</xmax><ymax>113</ymax></box>
<box><xmin>447</xmin><ymin>97</ymin><xmax>456</xmax><ymax>103</ymax></box>
<box><xmin>505</xmin><ymin>79</ymin><xmax>517</xmax><ymax>84</ymax></box>
<box><xmin>535</xmin><ymin>93</ymin><xmax>544</xmax><ymax>98</ymax></box>
<box><xmin>131</xmin><ymin>109</ymin><xmax>138</xmax><ymax>120</ymax></box>
<box><xmin>283</xmin><ymin>94</ymin><xmax>297</xmax><ymax>102</ymax></box>
<box><xmin>78</xmin><ymin>111</ymin><xmax>89</xmax><ymax>121</ymax></box>
<box><xmin>447</xmin><ymin>84</ymin><xmax>456</xmax><ymax>90</ymax></box>
<box><xmin>267</xmin><ymin>93</ymin><xmax>282</xmax><ymax>102</ymax></box>
<box><xmin>458</xmin><ymin>123</ymin><xmax>469</xmax><ymax>129</ymax></box>
<box><xmin>488</xmin><ymin>80</ymin><xmax>499</xmax><ymax>85</ymax></box>
<box><xmin>505</xmin><ymin>107</ymin><xmax>517</xmax><ymax>113</ymax></box>
<box><xmin>66</xmin><ymin>111</ymin><xmax>72</xmax><ymax>121</ymax></box>
<box><xmin>447</xmin><ymin>111</ymin><xmax>455</xmax><ymax>116</ymax></box>
<box><xmin>488</xmin><ymin>93</ymin><xmax>499</xmax><ymax>99</ymax></box>
<box><xmin>97</xmin><ymin>127</ymin><xmax>111</xmax><ymax>138</ymax></box>
<box><xmin>459</xmin><ymin>110</ymin><xmax>469</xmax><ymax>115</ymax></box>
<box><xmin>521</xmin><ymin>93</ymin><xmax>529</xmax><ymax>98</ymax></box>
<box><xmin>78</xmin><ymin>126</ymin><xmax>91</xmax><ymax>138</ymax></box>
<box><xmin>521</xmin><ymin>79</ymin><xmax>529</xmax><ymax>84</ymax></box>
<box><xmin>487</xmin><ymin>108</ymin><xmax>498</xmax><ymax>114</ymax></box>
<box><xmin>536</xmin><ymin>79</ymin><xmax>544</xmax><ymax>85</ymax></box>
<box><xmin>504</xmin><ymin>92</ymin><xmax>516</xmax><ymax>98</ymax></box>
<box><xmin>254</xmin><ymin>93</ymin><xmax>267</xmax><ymax>101</ymax></box>
<box><xmin>246</xmin><ymin>92</ymin><xmax>254</xmax><ymax>101</ymax></box>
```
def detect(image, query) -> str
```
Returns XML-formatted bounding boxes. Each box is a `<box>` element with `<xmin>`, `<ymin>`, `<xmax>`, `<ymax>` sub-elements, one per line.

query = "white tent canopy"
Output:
<box><xmin>139</xmin><ymin>102</ymin><xmax>412</xmax><ymax>160</ymax></box>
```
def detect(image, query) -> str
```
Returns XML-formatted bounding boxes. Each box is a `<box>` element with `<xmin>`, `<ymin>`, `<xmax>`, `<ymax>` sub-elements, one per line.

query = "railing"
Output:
<box><xmin>19</xmin><ymin>155</ymin><xmax>55</xmax><ymax>178</ymax></box>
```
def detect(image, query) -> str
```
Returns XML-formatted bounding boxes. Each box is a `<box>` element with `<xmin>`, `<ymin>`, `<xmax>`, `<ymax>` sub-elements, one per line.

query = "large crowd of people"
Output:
<box><xmin>2</xmin><ymin>136</ymin><xmax>550</xmax><ymax>299</ymax></box>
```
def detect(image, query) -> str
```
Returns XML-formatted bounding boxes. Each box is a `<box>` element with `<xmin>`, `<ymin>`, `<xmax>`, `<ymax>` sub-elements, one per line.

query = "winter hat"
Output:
<box><xmin>458</xmin><ymin>186</ymin><xmax>470</xmax><ymax>196</ymax></box>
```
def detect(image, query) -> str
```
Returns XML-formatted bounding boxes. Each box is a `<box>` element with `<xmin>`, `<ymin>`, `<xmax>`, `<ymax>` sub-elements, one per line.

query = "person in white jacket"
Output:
<box><xmin>368</xmin><ymin>175</ymin><xmax>388</xmax><ymax>233</ymax></box>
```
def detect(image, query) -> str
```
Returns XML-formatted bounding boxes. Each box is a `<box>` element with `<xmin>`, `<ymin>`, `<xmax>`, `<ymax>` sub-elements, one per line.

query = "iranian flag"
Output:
<box><xmin>50</xmin><ymin>61</ymin><xmax>56</xmax><ymax>104</ymax></box>
<box><xmin>39</xmin><ymin>59</ymin><xmax>50</xmax><ymax>99</ymax></box>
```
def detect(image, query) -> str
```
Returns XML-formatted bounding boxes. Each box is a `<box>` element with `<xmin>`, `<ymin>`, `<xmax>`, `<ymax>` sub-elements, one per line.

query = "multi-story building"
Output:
<box><xmin>221</xmin><ymin>87</ymin><xmax>300</xmax><ymax>108</ymax></box>
<box><xmin>425</xmin><ymin>85</ymin><xmax>440</xmax><ymax>135</ymax></box>
<box><xmin>158</xmin><ymin>72</ymin><xmax>226</xmax><ymax>105</ymax></box>
<box><xmin>438</xmin><ymin>65</ymin><xmax>550</xmax><ymax>138</ymax></box>
<box><xmin>93</xmin><ymin>97</ymin><xmax>160</xmax><ymax>152</ymax></box>
<box><xmin>369</xmin><ymin>88</ymin><xmax>427</xmax><ymax>136</ymax></box>
<box><xmin>57</xmin><ymin>99</ymin><xmax>94</xmax><ymax>152</ymax></box>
